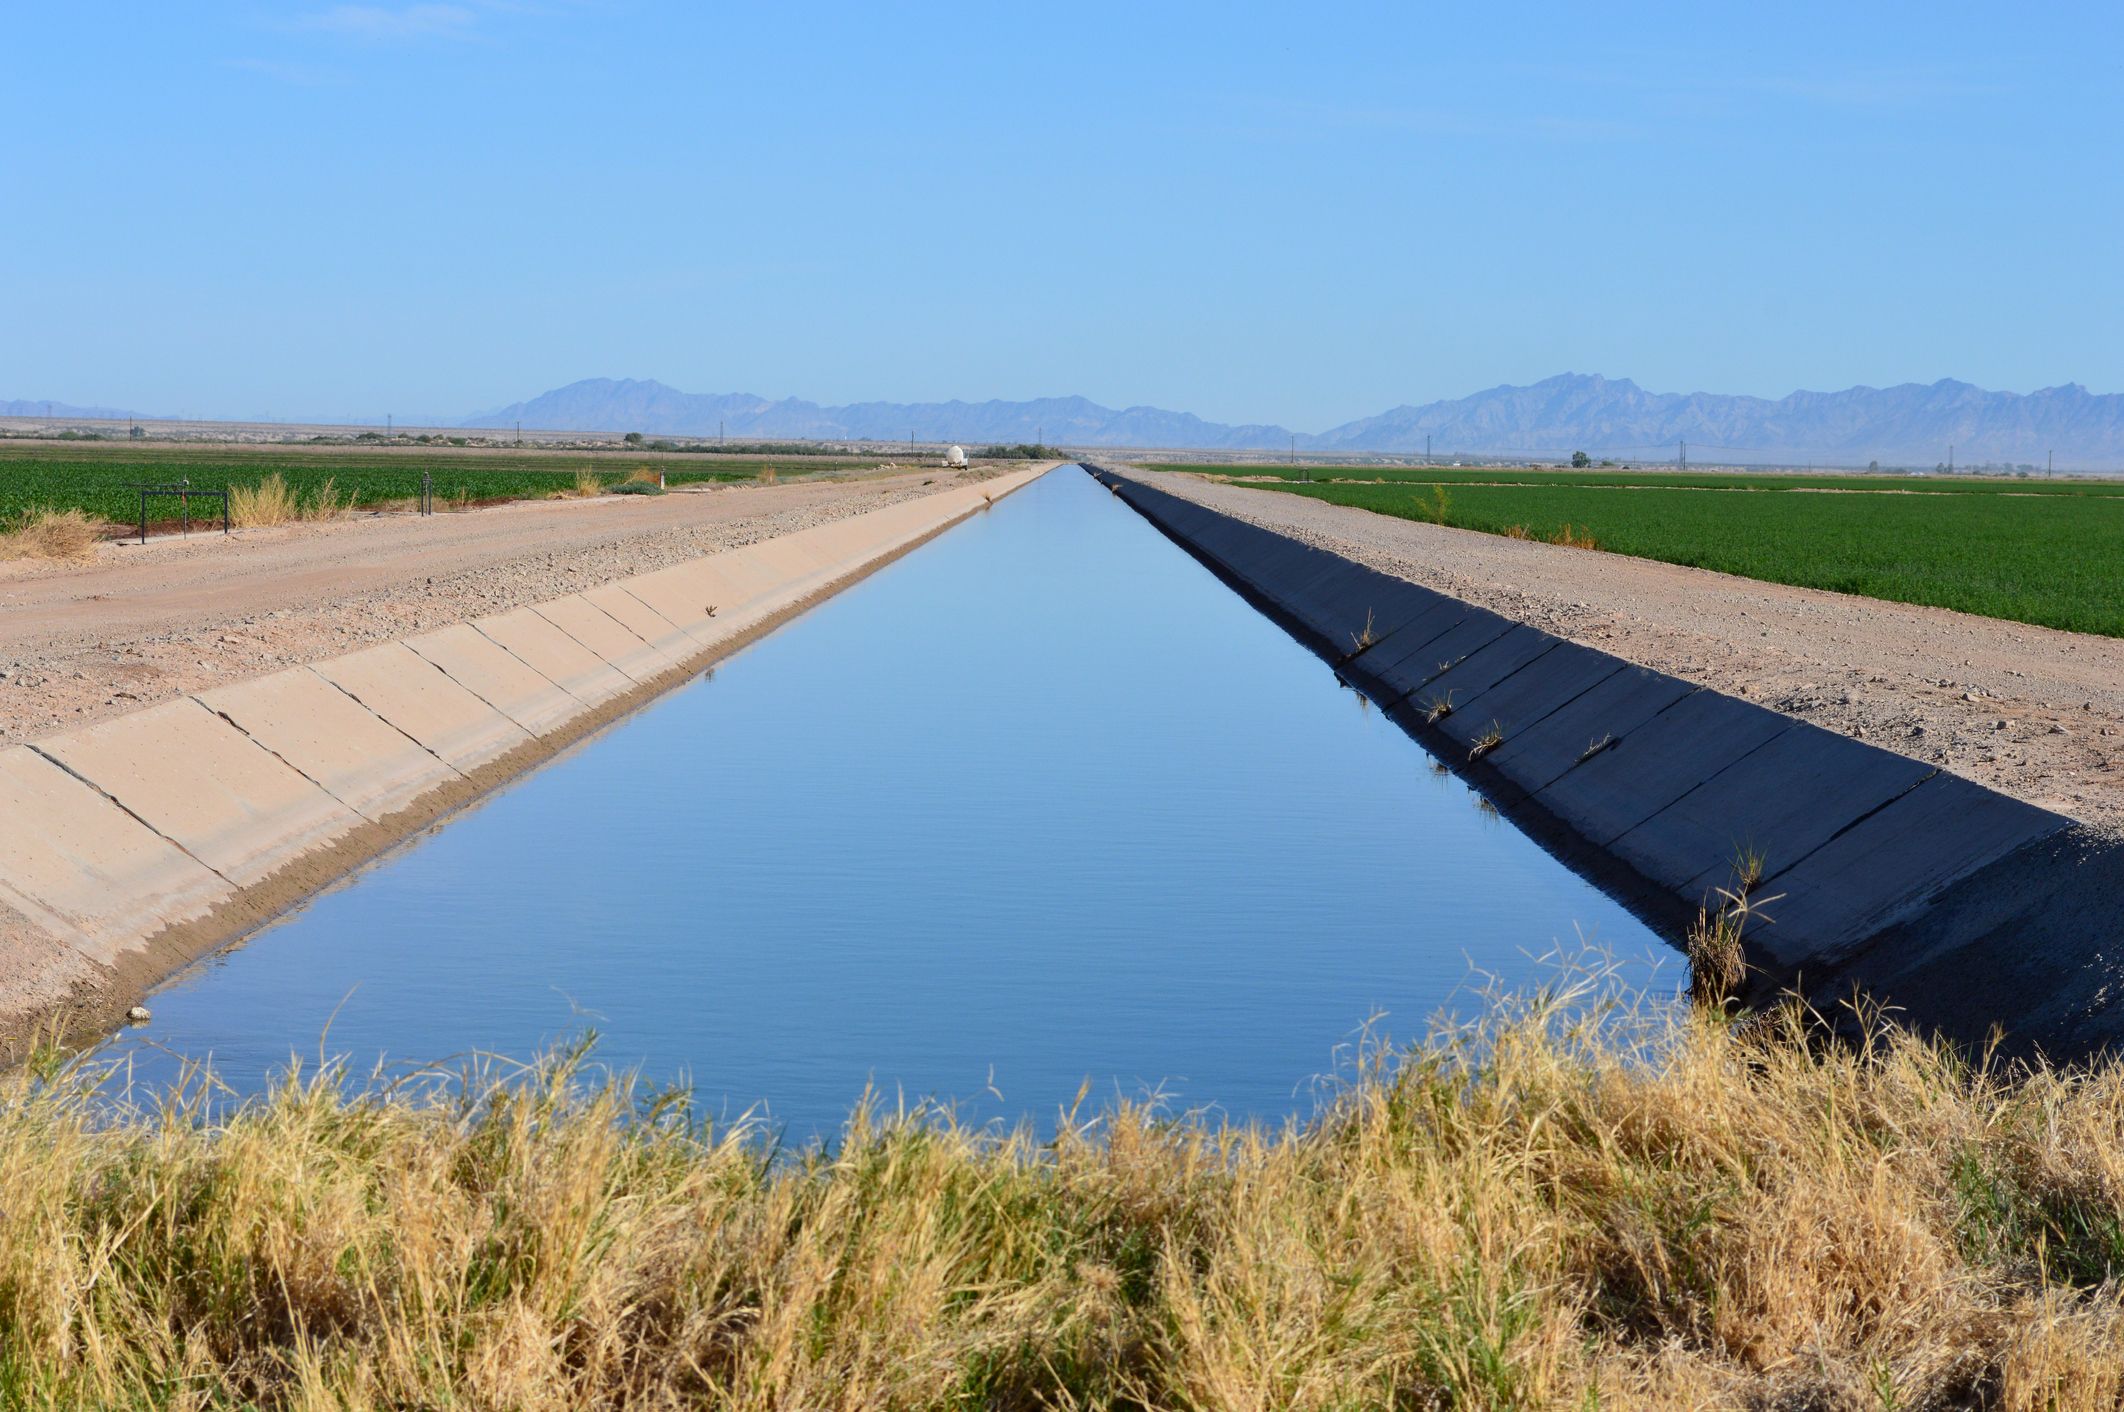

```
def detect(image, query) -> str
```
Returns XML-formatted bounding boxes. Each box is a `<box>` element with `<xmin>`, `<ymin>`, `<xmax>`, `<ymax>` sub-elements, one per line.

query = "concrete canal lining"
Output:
<box><xmin>1086</xmin><ymin>462</ymin><xmax>2124</xmax><ymax>1059</ymax></box>
<box><xmin>0</xmin><ymin>466</ymin><xmax>1050</xmax><ymax>1056</ymax></box>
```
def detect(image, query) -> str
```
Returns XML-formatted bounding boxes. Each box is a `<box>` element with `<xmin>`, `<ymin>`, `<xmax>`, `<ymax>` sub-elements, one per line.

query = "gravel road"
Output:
<box><xmin>1138</xmin><ymin>469</ymin><xmax>2124</xmax><ymax>831</ymax></box>
<box><xmin>0</xmin><ymin>468</ymin><xmax>998</xmax><ymax>745</ymax></box>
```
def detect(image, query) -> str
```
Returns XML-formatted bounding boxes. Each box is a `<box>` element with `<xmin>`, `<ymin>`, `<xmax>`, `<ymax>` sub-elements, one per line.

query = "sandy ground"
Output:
<box><xmin>1138</xmin><ymin>469</ymin><xmax>2124</xmax><ymax>831</ymax></box>
<box><xmin>0</xmin><ymin>468</ymin><xmax>996</xmax><ymax>746</ymax></box>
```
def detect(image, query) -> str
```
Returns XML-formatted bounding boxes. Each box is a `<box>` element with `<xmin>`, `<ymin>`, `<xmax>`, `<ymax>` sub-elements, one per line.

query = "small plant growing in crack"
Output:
<box><xmin>1348</xmin><ymin>609</ymin><xmax>1377</xmax><ymax>656</ymax></box>
<box><xmin>1578</xmin><ymin>733</ymin><xmax>1614</xmax><ymax>763</ymax></box>
<box><xmin>1687</xmin><ymin>881</ymin><xmax>1783</xmax><ymax>1012</ymax></box>
<box><xmin>1731</xmin><ymin>843</ymin><xmax>1769</xmax><ymax>896</ymax></box>
<box><xmin>1468</xmin><ymin>721</ymin><xmax>1505</xmax><ymax>761</ymax></box>
<box><xmin>1422</xmin><ymin>690</ymin><xmax>1458</xmax><ymax>723</ymax></box>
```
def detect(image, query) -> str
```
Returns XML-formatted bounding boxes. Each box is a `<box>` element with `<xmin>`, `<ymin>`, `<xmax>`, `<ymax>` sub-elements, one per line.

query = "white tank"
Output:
<box><xmin>944</xmin><ymin>445</ymin><xmax>968</xmax><ymax>467</ymax></box>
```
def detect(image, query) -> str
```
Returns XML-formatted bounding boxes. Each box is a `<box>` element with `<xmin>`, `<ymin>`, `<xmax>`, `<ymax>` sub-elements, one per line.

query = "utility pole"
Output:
<box><xmin>2048</xmin><ymin>450</ymin><xmax>2054</xmax><ymax>479</ymax></box>
<box><xmin>1679</xmin><ymin>438</ymin><xmax>1687</xmax><ymax>472</ymax></box>
<box><xmin>514</xmin><ymin>420</ymin><xmax>521</xmax><ymax>446</ymax></box>
<box><xmin>387</xmin><ymin>413</ymin><xmax>393</xmax><ymax>438</ymax></box>
<box><xmin>1948</xmin><ymin>444</ymin><xmax>1954</xmax><ymax>475</ymax></box>
<box><xmin>719</xmin><ymin>419</ymin><xmax>724</xmax><ymax>447</ymax></box>
<box><xmin>1425</xmin><ymin>433</ymin><xmax>1431</xmax><ymax>464</ymax></box>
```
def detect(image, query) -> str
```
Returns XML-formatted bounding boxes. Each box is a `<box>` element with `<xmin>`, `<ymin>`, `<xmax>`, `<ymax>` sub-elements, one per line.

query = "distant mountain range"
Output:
<box><xmin>0</xmin><ymin>398</ymin><xmax>147</xmax><ymax>421</ymax></box>
<box><xmin>11</xmin><ymin>377</ymin><xmax>2123</xmax><ymax>466</ymax></box>
<box><xmin>465</xmin><ymin>375</ymin><xmax>2124</xmax><ymax>466</ymax></box>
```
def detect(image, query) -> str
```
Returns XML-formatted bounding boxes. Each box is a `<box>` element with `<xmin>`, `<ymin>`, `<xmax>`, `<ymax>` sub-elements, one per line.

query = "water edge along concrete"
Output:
<box><xmin>0</xmin><ymin>466</ymin><xmax>1051</xmax><ymax>1057</ymax></box>
<box><xmin>1084</xmin><ymin>462</ymin><xmax>2124</xmax><ymax>1060</ymax></box>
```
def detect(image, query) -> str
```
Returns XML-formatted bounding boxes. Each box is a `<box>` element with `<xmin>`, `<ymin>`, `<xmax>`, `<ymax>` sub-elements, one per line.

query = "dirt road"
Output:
<box><xmin>0</xmin><ymin>468</ymin><xmax>994</xmax><ymax>745</ymax></box>
<box><xmin>1139</xmin><ymin>470</ymin><xmax>2124</xmax><ymax>831</ymax></box>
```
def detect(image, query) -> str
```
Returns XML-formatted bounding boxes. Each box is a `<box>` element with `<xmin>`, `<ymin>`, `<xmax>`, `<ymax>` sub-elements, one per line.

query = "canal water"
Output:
<box><xmin>101</xmin><ymin>467</ymin><xmax>1675</xmax><ymax>1132</ymax></box>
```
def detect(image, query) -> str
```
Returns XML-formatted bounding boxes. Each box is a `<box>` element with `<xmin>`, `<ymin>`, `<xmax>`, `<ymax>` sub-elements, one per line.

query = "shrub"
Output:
<box><xmin>0</xmin><ymin>507</ymin><xmax>107</xmax><ymax>560</ymax></box>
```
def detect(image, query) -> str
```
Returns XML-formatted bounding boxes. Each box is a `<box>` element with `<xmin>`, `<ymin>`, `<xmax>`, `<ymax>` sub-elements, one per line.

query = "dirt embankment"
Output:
<box><xmin>0</xmin><ymin>468</ymin><xmax>996</xmax><ymax>747</ymax></box>
<box><xmin>1141</xmin><ymin>470</ymin><xmax>2124</xmax><ymax>832</ymax></box>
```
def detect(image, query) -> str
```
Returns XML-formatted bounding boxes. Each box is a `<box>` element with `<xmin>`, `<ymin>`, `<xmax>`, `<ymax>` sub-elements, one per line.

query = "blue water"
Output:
<box><xmin>100</xmin><ymin>467</ymin><xmax>1675</xmax><ymax>1132</ymax></box>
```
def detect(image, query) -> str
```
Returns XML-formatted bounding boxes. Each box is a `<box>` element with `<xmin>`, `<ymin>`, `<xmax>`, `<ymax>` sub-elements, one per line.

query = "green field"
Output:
<box><xmin>1148</xmin><ymin>462</ymin><xmax>2124</xmax><ymax>497</ymax></box>
<box><xmin>0</xmin><ymin>445</ymin><xmax>861</xmax><ymax>530</ymax></box>
<box><xmin>1168</xmin><ymin>468</ymin><xmax>2124</xmax><ymax>637</ymax></box>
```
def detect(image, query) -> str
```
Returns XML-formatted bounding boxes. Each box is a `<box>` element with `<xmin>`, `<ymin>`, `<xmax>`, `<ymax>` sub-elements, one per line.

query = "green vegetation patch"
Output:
<box><xmin>1148</xmin><ymin>462</ymin><xmax>2124</xmax><ymax>497</ymax></box>
<box><xmin>0</xmin><ymin>446</ymin><xmax>854</xmax><ymax>531</ymax></box>
<box><xmin>1237</xmin><ymin>478</ymin><xmax>2124</xmax><ymax>637</ymax></box>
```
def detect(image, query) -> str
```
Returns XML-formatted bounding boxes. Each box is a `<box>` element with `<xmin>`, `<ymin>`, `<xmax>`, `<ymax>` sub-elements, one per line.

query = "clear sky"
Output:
<box><xmin>6</xmin><ymin>2</ymin><xmax>2119</xmax><ymax>429</ymax></box>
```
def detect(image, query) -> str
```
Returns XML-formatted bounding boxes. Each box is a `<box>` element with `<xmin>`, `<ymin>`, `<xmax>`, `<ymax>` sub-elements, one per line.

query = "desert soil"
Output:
<box><xmin>0</xmin><ymin>468</ymin><xmax>996</xmax><ymax>746</ymax></box>
<box><xmin>1140</xmin><ymin>469</ymin><xmax>2124</xmax><ymax>832</ymax></box>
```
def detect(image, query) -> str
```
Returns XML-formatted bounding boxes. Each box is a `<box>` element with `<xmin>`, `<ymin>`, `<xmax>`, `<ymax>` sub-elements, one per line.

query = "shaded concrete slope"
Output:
<box><xmin>1085</xmin><ymin>463</ymin><xmax>2124</xmax><ymax>1059</ymax></box>
<box><xmin>0</xmin><ymin>467</ymin><xmax>1050</xmax><ymax>1055</ymax></box>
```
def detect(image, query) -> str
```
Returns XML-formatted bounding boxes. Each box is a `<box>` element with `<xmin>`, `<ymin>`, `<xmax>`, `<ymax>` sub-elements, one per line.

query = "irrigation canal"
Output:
<box><xmin>99</xmin><ymin>467</ymin><xmax>1674</xmax><ymax>1133</ymax></box>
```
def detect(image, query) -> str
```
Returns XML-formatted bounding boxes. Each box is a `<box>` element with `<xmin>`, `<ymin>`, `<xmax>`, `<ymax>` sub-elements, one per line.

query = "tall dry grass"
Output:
<box><xmin>230</xmin><ymin>474</ymin><xmax>356</xmax><ymax>527</ymax></box>
<box><xmin>229</xmin><ymin>472</ymin><xmax>299</xmax><ymax>527</ymax></box>
<box><xmin>0</xmin><ymin>507</ymin><xmax>107</xmax><ymax>561</ymax></box>
<box><xmin>9</xmin><ymin>986</ymin><xmax>2124</xmax><ymax>1409</ymax></box>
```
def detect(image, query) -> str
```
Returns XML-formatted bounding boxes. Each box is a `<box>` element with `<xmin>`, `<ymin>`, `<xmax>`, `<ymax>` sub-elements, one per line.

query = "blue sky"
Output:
<box><xmin>5</xmin><ymin>2</ymin><xmax>2118</xmax><ymax>428</ymax></box>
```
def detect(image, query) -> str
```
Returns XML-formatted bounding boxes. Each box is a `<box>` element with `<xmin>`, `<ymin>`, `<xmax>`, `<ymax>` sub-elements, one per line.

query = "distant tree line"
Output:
<box><xmin>977</xmin><ymin>443</ymin><xmax>1065</xmax><ymax>460</ymax></box>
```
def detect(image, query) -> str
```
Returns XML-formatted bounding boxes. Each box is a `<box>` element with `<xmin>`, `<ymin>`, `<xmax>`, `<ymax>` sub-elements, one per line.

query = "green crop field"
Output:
<box><xmin>1147</xmin><ymin>462</ymin><xmax>2124</xmax><ymax>497</ymax></box>
<box><xmin>1207</xmin><ymin>474</ymin><xmax>2124</xmax><ymax>638</ymax></box>
<box><xmin>0</xmin><ymin>445</ymin><xmax>861</xmax><ymax>530</ymax></box>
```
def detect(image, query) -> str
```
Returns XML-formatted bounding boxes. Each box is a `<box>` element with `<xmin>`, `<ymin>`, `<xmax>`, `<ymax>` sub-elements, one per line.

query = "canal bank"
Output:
<box><xmin>1086</xmin><ymin>462</ymin><xmax>2124</xmax><ymax>1058</ymax></box>
<box><xmin>0</xmin><ymin>465</ymin><xmax>1052</xmax><ymax>1058</ymax></box>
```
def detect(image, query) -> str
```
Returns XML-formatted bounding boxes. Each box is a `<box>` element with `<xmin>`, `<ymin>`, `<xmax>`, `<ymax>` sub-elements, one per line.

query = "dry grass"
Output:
<box><xmin>569</xmin><ymin>468</ymin><xmax>605</xmax><ymax>498</ymax></box>
<box><xmin>231</xmin><ymin>474</ymin><xmax>355</xmax><ymax>527</ymax></box>
<box><xmin>1468</xmin><ymin>719</ymin><xmax>1505</xmax><ymax>760</ymax></box>
<box><xmin>758</xmin><ymin>466</ymin><xmax>779</xmax><ymax>486</ymax></box>
<box><xmin>1548</xmin><ymin>523</ymin><xmax>1601</xmax><ymax>550</ymax></box>
<box><xmin>15</xmin><ymin>986</ymin><xmax>2124</xmax><ymax>1409</ymax></box>
<box><xmin>298</xmin><ymin>476</ymin><xmax>352</xmax><ymax>522</ymax></box>
<box><xmin>228</xmin><ymin>473</ymin><xmax>300</xmax><ymax>527</ymax></box>
<box><xmin>0</xmin><ymin>507</ymin><xmax>107</xmax><ymax>561</ymax></box>
<box><xmin>1349</xmin><ymin>607</ymin><xmax>1378</xmax><ymax>655</ymax></box>
<box><xmin>624</xmin><ymin>465</ymin><xmax>663</xmax><ymax>487</ymax></box>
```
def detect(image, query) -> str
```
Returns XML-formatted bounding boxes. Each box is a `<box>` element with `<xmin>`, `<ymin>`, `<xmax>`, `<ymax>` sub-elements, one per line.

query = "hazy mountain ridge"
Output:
<box><xmin>465</xmin><ymin>379</ymin><xmax>1297</xmax><ymax>450</ymax></box>
<box><xmin>1321</xmin><ymin>375</ymin><xmax>2123</xmax><ymax>464</ymax></box>
<box><xmin>468</xmin><ymin>375</ymin><xmax>2124</xmax><ymax>465</ymax></box>
<box><xmin>0</xmin><ymin>398</ymin><xmax>152</xmax><ymax>421</ymax></box>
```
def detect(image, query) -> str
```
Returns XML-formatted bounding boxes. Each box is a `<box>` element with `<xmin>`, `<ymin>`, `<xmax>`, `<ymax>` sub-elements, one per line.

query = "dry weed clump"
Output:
<box><xmin>229</xmin><ymin>473</ymin><xmax>299</xmax><ymax>527</ymax></box>
<box><xmin>12</xmin><ymin>989</ymin><xmax>2124</xmax><ymax>1408</ymax></box>
<box><xmin>298</xmin><ymin>475</ymin><xmax>353</xmax><ymax>521</ymax></box>
<box><xmin>1548</xmin><ymin>522</ymin><xmax>1601</xmax><ymax>550</ymax></box>
<box><xmin>571</xmin><ymin>468</ymin><xmax>605</xmax><ymax>497</ymax></box>
<box><xmin>230</xmin><ymin>474</ymin><xmax>355</xmax><ymax>527</ymax></box>
<box><xmin>0</xmin><ymin>507</ymin><xmax>107</xmax><ymax>561</ymax></box>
